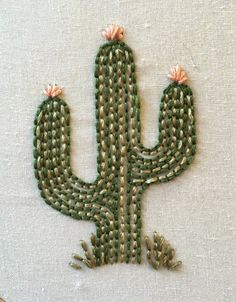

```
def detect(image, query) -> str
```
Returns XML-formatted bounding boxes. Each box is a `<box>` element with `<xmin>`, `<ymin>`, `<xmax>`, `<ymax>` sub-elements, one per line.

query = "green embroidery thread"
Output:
<box><xmin>33</xmin><ymin>26</ymin><xmax>196</xmax><ymax>270</ymax></box>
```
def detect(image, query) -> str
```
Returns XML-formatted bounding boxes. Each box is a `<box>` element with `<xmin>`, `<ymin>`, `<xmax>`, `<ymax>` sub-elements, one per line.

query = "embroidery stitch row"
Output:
<box><xmin>33</xmin><ymin>25</ymin><xmax>196</xmax><ymax>270</ymax></box>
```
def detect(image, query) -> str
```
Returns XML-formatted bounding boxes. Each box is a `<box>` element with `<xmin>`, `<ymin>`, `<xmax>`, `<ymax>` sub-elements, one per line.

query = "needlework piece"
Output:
<box><xmin>33</xmin><ymin>25</ymin><xmax>196</xmax><ymax>271</ymax></box>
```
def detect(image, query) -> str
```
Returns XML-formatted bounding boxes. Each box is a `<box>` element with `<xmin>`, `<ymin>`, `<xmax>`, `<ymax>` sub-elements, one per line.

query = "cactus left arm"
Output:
<box><xmin>131</xmin><ymin>83</ymin><xmax>196</xmax><ymax>185</ymax></box>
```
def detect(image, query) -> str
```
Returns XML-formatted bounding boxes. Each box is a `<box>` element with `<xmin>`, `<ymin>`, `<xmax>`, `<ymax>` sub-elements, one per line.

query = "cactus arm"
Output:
<box><xmin>33</xmin><ymin>97</ymin><xmax>114</xmax><ymax>222</ymax></box>
<box><xmin>120</xmin><ymin>45</ymin><xmax>196</xmax><ymax>185</ymax></box>
<box><xmin>131</xmin><ymin>83</ymin><xmax>196</xmax><ymax>185</ymax></box>
<box><xmin>34</xmin><ymin>95</ymin><xmax>116</xmax><ymax>265</ymax></box>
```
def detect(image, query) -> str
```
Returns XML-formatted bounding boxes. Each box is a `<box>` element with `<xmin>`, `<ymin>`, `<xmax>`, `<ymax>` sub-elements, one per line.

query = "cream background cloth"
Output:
<box><xmin>0</xmin><ymin>0</ymin><xmax>236</xmax><ymax>301</ymax></box>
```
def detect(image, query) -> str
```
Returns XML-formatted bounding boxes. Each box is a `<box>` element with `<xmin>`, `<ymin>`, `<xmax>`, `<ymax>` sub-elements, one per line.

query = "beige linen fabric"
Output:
<box><xmin>0</xmin><ymin>0</ymin><xmax>235</xmax><ymax>301</ymax></box>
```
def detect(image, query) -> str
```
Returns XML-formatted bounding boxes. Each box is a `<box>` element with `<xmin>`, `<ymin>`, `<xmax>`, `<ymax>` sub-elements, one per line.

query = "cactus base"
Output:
<box><xmin>69</xmin><ymin>231</ymin><xmax>181</xmax><ymax>270</ymax></box>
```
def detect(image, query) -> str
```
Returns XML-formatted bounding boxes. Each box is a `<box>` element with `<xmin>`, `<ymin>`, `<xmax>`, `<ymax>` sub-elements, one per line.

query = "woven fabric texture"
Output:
<box><xmin>0</xmin><ymin>0</ymin><xmax>235</xmax><ymax>301</ymax></box>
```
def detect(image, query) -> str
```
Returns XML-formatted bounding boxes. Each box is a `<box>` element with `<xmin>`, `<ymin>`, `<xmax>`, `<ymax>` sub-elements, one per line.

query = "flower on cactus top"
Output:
<box><xmin>102</xmin><ymin>24</ymin><xmax>124</xmax><ymax>41</ymax></box>
<box><xmin>43</xmin><ymin>84</ymin><xmax>62</xmax><ymax>98</ymax></box>
<box><xmin>168</xmin><ymin>65</ymin><xmax>188</xmax><ymax>84</ymax></box>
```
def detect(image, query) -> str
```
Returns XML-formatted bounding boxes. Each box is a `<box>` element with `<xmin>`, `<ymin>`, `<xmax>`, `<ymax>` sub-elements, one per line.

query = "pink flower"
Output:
<box><xmin>43</xmin><ymin>84</ymin><xmax>62</xmax><ymax>98</ymax></box>
<box><xmin>102</xmin><ymin>24</ymin><xmax>124</xmax><ymax>41</ymax></box>
<box><xmin>168</xmin><ymin>65</ymin><xmax>188</xmax><ymax>84</ymax></box>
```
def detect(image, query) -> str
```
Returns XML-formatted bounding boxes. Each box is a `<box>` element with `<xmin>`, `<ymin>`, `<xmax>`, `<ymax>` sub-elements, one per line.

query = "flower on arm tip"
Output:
<box><xmin>43</xmin><ymin>84</ymin><xmax>62</xmax><ymax>98</ymax></box>
<box><xmin>102</xmin><ymin>24</ymin><xmax>124</xmax><ymax>41</ymax></box>
<box><xmin>168</xmin><ymin>65</ymin><xmax>188</xmax><ymax>84</ymax></box>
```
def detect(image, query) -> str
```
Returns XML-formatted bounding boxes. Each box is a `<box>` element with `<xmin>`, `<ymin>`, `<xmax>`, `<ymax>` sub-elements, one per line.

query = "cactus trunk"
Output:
<box><xmin>34</xmin><ymin>41</ymin><xmax>196</xmax><ymax>269</ymax></box>
<box><xmin>93</xmin><ymin>42</ymin><xmax>143</xmax><ymax>264</ymax></box>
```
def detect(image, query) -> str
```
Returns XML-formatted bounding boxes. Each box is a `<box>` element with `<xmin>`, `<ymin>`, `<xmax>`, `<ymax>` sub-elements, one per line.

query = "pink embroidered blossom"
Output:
<box><xmin>43</xmin><ymin>84</ymin><xmax>62</xmax><ymax>98</ymax></box>
<box><xmin>102</xmin><ymin>25</ymin><xmax>124</xmax><ymax>41</ymax></box>
<box><xmin>168</xmin><ymin>65</ymin><xmax>188</xmax><ymax>84</ymax></box>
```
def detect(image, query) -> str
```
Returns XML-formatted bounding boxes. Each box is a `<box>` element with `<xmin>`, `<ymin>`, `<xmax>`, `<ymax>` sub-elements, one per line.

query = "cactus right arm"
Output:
<box><xmin>33</xmin><ymin>97</ymin><xmax>114</xmax><ymax>223</ymax></box>
<box><xmin>121</xmin><ymin>43</ymin><xmax>196</xmax><ymax>185</ymax></box>
<box><xmin>130</xmin><ymin>83</ymin><xmax>196</xmax><ymax>185</ymax></box>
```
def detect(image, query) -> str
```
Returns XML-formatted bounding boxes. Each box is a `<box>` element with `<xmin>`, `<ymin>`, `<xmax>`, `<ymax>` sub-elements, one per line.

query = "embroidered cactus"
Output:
<box><xmin>33</xmin><ymin>26</ymin><xmax>196</xmax><ymax>270</ymax></box>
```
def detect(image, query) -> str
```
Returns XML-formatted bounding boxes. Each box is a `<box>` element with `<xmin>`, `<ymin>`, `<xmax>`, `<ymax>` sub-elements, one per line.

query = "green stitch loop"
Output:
<box><xmin>33</xmin><ymin>39</ymin><xmax>196</xmax><ymax>270</ymax></box>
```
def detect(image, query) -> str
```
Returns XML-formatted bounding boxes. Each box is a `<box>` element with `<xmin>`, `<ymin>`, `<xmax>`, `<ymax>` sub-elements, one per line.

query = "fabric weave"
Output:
<box><xmin>0</xmin><ymin>0</ymin><xmax>235</xmax><ymax>301</ymax></box>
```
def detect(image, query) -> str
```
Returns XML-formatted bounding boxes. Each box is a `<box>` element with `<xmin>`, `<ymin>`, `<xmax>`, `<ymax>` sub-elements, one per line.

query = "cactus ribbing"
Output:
<box><xmin>33</xmin><ymin>37</ymin><xmax>196</xmax><ymax>270</ymax></box>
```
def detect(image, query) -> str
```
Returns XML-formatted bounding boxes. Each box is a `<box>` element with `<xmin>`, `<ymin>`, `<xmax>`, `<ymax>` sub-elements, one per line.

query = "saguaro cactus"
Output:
<box><xmin>33</xmin><ymin>25</ymin><xmax>196</xmax><ymax>270</ymax></box>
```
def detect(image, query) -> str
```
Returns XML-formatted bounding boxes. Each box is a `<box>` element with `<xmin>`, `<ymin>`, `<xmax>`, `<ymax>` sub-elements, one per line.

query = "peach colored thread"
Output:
<box><xmin>102</xmin><ymin>25</ymin><xmax>124</xmax><ymax>41</ymax></box>
<box><xmin>43</xmin><ymin>84</ymin><xmax>62</xmax><ymax>98</ymax></box>
<box><xmin>168</xmin><ymin>65</ymin><xmax>188</xmax><ymax>84</ymax></box>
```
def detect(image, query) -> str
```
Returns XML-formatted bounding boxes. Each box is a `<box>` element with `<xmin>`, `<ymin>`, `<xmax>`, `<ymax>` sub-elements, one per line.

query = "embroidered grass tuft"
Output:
<box><xmin>145</xmin><ymin>232</ymin><xmax>182</xmax><ymax>270</ymax></box>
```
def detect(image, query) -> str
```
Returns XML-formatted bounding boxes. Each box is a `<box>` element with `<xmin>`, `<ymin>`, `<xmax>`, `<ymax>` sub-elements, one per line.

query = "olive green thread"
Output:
<box><xmin>145</xmin><ymin>232</ymin><xmax>182</xmax><ymax>270</ymax></box>
<box><xmin>33</xmin><ymin>40</ymin><xmax>196</xmax><ymax>271</ymax></box>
